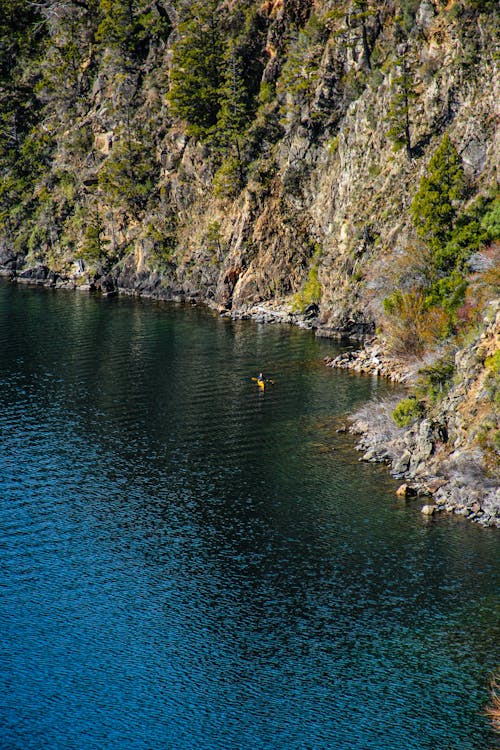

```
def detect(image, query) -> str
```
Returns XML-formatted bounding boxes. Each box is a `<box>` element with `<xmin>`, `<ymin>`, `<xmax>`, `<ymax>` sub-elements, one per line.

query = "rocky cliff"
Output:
<box><xmin>344</xmin><ymin>301</ymin><xmax>499</xmax><ymax>525</ymax></box>
<box><xmin>0</xmin><ymin>0</ymin><xmax>498</xmax><ymax>519</ymax></box>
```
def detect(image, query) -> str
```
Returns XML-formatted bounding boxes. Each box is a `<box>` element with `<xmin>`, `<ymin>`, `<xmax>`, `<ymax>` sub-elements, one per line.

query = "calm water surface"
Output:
<box><xmin>0</xmin><ymin>281</ymin><xmax>498</xmax><ymax>750</ymax></box>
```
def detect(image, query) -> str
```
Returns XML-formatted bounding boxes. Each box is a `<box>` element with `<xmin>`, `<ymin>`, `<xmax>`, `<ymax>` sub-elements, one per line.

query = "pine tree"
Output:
<box><xmin>410</xmin><ymin>134</ymin><xmax>465</xmax><ymax>267</ymax></box>
<box><xmin>215</xmin><ymin>45</ymin><xmax>250</xmax><ymax>184</ymax></box>
<box><xmin>349</xmin><ymin>0</ymin><xmax>377</xmax><ymax>70</ymax></box>
<box><xmin>98</xmin><ymin>135</ymin><xmax>157</xmax><ymax>218</ymax></box>
<box><xmin>96</xmin><ymin>0</ymin><xmax>137</xmax><ymax>52</ymax></box>
<box><xmin>167</xmin><ymin>0</ymin><xmax>226</xmax><ymax>140</ymax></box>
<box><xmin>0</xmin><ymin>0</ymin><xmax>47</xmax><ymax>244</ymax></box>
<box><xmin>385</xmin><ymin>44</ymin><xmax>416</xmax><ymax>159</ymax></box>
<box><xmin>277</xmin><ymin>14</ymin><xmax>326</xmax><ymax>124</ymax></box>
<box><xmin>81</xmin><ymin>208</ymin><xmax>109</xmax><ymax>262</ymax></box>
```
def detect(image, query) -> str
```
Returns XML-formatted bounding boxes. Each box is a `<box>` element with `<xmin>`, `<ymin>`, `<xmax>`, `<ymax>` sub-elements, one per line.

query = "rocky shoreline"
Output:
<box><xmin>2</xmin><ymin>264</ymin><xmax>498</xmax><ymax>528</ymax></box>
<box><xmin>325</xmin><ymin>344</ymin><xmax>419</xmax><ymax>383</ymax></box>
<box><xmin>0</xmin><ymin>261</ymin><xmax>328</xmax><ymax>327</ymax></box>
<box><xmin>326</xmin><ymin>312</ymin><xmax>500</xmax><ymax>529</ymax></box>
<box><xmin>349</xmin><ymin>398</ymin><xmax>500</xmax><ymax>528</ymax></box>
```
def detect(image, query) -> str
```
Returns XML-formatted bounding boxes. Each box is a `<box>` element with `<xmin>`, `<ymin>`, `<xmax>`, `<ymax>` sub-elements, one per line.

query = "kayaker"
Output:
<box><xmin>252</xmin><ymin>372</ymin><xmax>272</xmax><ymax>388</ymax></box>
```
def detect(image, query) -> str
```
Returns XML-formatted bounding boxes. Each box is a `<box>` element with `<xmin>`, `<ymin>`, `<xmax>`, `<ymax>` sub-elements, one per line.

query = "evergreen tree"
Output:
<box><xmin>0</xmin><ymin>0</ymin><xmax>45</xmax><ymax>159</ymax></box>
<box><xmin>167</xmin><ymin>0</ymin><xmax>226</xmax><ymax>140</ymax></box>
<box><xmin>80</xmin><ymin>207</ymin><xmax>109</xmax><ymax>263</ymax></box>
<box><xmin>96</xmin><ymin>0</ymin><xmax>137</xmax><ymax>53</ymax></box>
<box><xmin>410</xmin><ymin>134</ymin><xmax>465</xmax><ymax>268</ymax></box>
<box><xmin>96</xmin><ymin>0</ymin><xmax>170</xmax><ymax>59</ymax></box>
<box><xmin>277</xmin><ymin>14</ymin><xmax>326</xmax><ymax>124</ymax></box>
<box><xmin>216</xmin><ymin>45</ymin><xmax>249</xmax><ymax>181</ymax></box>
<box><xmin>217</xmin><ymin>48</ymin><xmax>248</xmax><ymax>143</ymax></box>
<box><xmin>349</xmin><ymin>0</ymin><xmax>377</xmax><ymax>70</ymax></box>
<box><xmin>385</xmin><ymin>44</ymin><xmax>416</xmax><ymax>159</ymax></box>
<box><xmin>98</xmin><ymin>135</ymin><xmax>157</xmax><ymax>218</ymax></box>
<box><xmin>0</xmin><ymin>0</ymin><xmax>47</xmax><ymax>244</ymax></box>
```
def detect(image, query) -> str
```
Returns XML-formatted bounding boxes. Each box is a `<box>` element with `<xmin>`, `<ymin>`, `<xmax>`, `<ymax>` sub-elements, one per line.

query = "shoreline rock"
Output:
<box><xmin>3</xmin><ymin>270</ymin><xmax>498</xmax><ymax>528</ymax></box>
<box><xmin>350</xmin><ymin>395</ymin><xmax>500</xmax><ymax>529</ymax></box>
<box><xmin>324</xmin><ymin>307</ymin><xmax>500</xmax><ymax>530</ymax></box>
<box><xmin>3</xmin><ymin>267</ymin><xmax>366</xmax><ymax>338</ymax></box>
<box><xmin>324</xmin><ymin>343</ymin><xmax>419</xmax><ymax>384</ymax></box>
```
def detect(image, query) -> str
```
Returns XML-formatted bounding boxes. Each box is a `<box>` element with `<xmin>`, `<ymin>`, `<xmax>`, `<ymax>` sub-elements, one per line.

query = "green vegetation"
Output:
<box><xmin>292</xmin><ymin>247</ymin><xmax>322</xmax><ymax>312</ymax></box>
<box><xmin>167</xmin><ymin>0</ymin><xmax>226</xmax><ymax>140</ymax></box>
<box><xmin>0</xmin><ymin>0</ymin><xmax>497</xmax><ymax>339</ymax></box>
<box><xmin>392</xmin><ymin>397</ymin><xmax>424</xmax><ymax>427</ymax></box>
<box><xmin>481</xmin><ymin>198</ymin><xmax>500</xmax><ymax>238</ymax></box>
<box><xmin>349</xmin><ymin>0</ymin><xmax>377</xmax><ymax>70</ymax></box>
<box><xmin>79</xmin><ymin>209</ymin><xmax>109</xmax><ymax>263</ymax></box>
<box><xmin>392</xmin><ymin>350</ymin><xmax>456</xmax><ymax>428</ymax></box>
<box><xmin>97</xmin><ymin>0</ymin><xmax>171</xmax><ymax>59</ymax></box>
<box><xmin>0</xmin><ymin>0</ymin><xmax>47</xmax><ymax>249</ymax></box>
<box><xmin>485</xmin><ymin>349</ymin><xmax>500</xmax><ymax>405</ymax></box>
<box><xmin>386</xmin><ymin>43</ymin><xmax>417</xmax><ymax>158</ymax></box>
<box><xmin>144</xmin><ymin>208</ymin><xmax>178</xmax><ymax>267</ymax></box>
<box><xmin>277</xmin><ymin>14</ymin><xmax>327</xmax><ymax>125</ymax></box>
<box><xmin>168</xmin><ymin>1</ymin><xmax>265</xmax><ymax>148</ymax></box>
<box><xmin>205</xmin><ymin>221</ymin><xmax>222</xmax><ymax>261</ymax></box>
<box><xmin>98</xmin><ymin>136</ymin><xmax>158</xmax><ymax>217</ymax></box>
<box><xmin>384</xmin><ymin>133</ymin><xmax>499</xmax><ymax>354</ymax></box>
<box><xmin>416</xmin><ymin>354</ymin><xmax>456</xmax><ymax>403</ymax></box>
<box><xmin>397</xmin><ymin>0</ymin><xmax>421</xmax><ymax>33</ymax></box>
<box><xmin>410</xmin><ymin>135</ymin><xmax>465</xmax><ymax>261</ymax></box>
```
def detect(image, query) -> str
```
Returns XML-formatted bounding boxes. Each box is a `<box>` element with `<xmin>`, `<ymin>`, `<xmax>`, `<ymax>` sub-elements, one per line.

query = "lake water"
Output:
<box><xmin>0</xmin><ymin>281</ymin><xmax>498</xmax><ymax>750</ymax></box>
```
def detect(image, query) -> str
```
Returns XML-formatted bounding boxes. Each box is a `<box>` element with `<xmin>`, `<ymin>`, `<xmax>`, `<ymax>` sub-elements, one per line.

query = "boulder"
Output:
<box><xmin>396</xmin><ymin>483</ymin><xmax>418</xmax><ymax>497</ymax></box>
<box><xmin>304</xmin><ymin>303</ymin><xmax>319</xmax><ymax>320</ymax></box>
<box><xmin>393</xmin><ymin>449</ymin><xmax>411</xmax><ymax>476</ymax></box>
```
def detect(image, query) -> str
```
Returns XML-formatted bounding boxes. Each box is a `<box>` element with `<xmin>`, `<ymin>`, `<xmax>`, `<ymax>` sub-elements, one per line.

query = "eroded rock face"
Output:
<box><xmin>3</xmin><ymin>2</ymin><xmax>496</xmax><ymax>341</ymax></box>
<box><xmin>93</xmin><ymin>131</ymin><xmax>113</xmax><ymax>155</ymax></box>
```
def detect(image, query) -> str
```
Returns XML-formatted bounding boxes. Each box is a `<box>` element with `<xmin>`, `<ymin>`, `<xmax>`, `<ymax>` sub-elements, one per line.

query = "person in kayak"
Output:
<box><xmin>256</xmin><ymin>372</ymin><xmax>273</xmax><ymax>388</ymax></box>
<box><xmin>252</xmin><ymin>373</ymin><xmax>273</xmax><ymax>388</ymax></box>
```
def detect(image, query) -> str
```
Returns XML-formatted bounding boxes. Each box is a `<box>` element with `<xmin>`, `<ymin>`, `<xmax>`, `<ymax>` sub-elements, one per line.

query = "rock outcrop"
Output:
<box><xmin>349</xmin><ymin>303</ymin><xmax>500</xmax><ymax>526</ymax></box>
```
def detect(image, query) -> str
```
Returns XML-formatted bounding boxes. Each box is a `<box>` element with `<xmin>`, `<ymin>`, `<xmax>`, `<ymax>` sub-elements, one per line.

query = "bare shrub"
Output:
<box><xmin>351</xmin><ymin>395</ymin><xmax>407</xmax><ymax>460</ymax></box>
<box><xmin>382</xmin><ymin>290</ymin><xmax>451</xmax><ymax>355</ymax></box>
<box><xmin>486</xmin><ymin>676</ymin><xmax>500</xmax><ymax>735</ymax></box>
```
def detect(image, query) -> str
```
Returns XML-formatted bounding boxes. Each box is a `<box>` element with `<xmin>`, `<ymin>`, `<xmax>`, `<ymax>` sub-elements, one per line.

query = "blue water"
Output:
<box><xmin>0</xmin><ymin>281</ymin><xmax>498</xmax><ymax>750</ymax></box>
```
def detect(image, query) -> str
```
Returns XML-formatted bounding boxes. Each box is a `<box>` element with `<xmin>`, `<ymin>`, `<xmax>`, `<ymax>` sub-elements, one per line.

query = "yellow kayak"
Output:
<box><xmin>251</xmin><ymin>377</ymin><xmax>272</xmax><ymax>390</ymax></box>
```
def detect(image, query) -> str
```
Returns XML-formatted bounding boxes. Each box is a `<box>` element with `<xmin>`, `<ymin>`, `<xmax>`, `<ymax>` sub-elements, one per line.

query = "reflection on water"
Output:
<box><xmin>0</xmin><ymin>282</ymin><xmax>498</xmax><ymax>750</ymax></box>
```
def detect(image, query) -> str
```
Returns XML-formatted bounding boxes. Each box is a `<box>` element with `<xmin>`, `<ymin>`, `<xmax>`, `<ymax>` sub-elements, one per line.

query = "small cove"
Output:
<box><xmin>0</xmin><ymin>281</ymin><xmax>499</xmax><ymax>750</ymax></box>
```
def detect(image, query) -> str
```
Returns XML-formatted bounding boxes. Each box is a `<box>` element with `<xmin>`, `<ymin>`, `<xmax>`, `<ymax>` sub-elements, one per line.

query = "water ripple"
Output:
<box><xmin>0</xmin><ymin>283</ymin><xmax>498</xmax><ymax>750</ymax></box>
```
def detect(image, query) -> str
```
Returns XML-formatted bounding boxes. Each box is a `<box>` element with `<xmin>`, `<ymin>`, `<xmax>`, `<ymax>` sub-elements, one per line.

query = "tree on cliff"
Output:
<box><xmin>277</xmin><ymin>13</ymin><xmax>327</xmax><ymax>125</ymax></box>
<box><xmin>348</xmin><ymin>0</ymin><xmax>379</xmax><ymax>70</ymax></box>
<box><xmin>0</xmin><ymin>0</ymin><xmax>47</xmax><ymax>245</ymax></box>
<box><xmin>167</xmin><ymin>0</ymin><xmax>226</xmax><ymax>140</ymax></box>
<box><xmin>97</xmin><ymin>0</ymin><xmax>171</xmax><ymax>59</ymax></box>
<box><xmin>385</xmin><ymin>42</ymin><xmax>417</xmax><ymax>159</ymax></box>
<box><xmin>410</xmin><ymin>134</ymin><xmax>465</xmax><ymax>275</ymax></box>
<box><xmin>214</xmin><ymin>45</ymin><xmax>250</xmax><ymax>184</ymax></box>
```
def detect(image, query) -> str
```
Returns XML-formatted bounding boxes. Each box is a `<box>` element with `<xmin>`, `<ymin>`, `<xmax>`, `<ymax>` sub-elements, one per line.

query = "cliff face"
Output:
<box><xmin>0</xmin><ymin>0</ymin><xmax>498</xmax><ymax>510</ymax></box>
<box><xmin>0</xmin><ymin>1</ymin><xmax>496</xmax><ymax>310</ymax></box>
